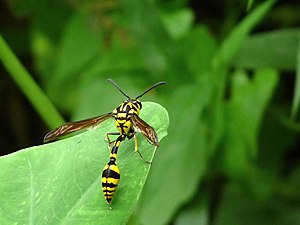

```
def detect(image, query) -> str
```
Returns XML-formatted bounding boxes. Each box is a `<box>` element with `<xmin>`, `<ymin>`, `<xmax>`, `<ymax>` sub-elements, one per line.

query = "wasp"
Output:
<box><xmin>44</xmin><ymin>79</ymin><xmax>167</xmax><ymax>204</ymax></box>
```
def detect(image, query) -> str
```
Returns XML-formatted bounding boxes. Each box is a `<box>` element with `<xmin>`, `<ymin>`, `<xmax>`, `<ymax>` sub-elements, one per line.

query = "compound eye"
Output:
<box><xmin>137</xmin><ymin>101</ymin><xmax>142</xmax><ymax>109</ymax></box>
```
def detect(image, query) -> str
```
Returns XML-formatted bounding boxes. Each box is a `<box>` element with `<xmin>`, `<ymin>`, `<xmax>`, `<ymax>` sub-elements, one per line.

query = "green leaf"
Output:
<box><xmin>0</xmin><ymin>102</ymin><xmax>169</xmax><ymax>225</ymax></box>
<box><xmin>160</xmin><ymin>8</ymin><xmax>194</xmax><ymax>39</ymax></box>
<box><xmin>233</xmin><ymin>29</ymin><xmax>300</xmax><ymax>70</ymax></box>
<box><xmin>223</xmin><ymin>69</ymin><xmax>278</xmax><ymax>177</ymax></box>
<box><xmin>213</xmin><ymin>0</ymin><xmax>276</xmax><ymax>69</ymax></box>
<box><xmin>47</xmin><ymin>12</ymin><xmax>103</xmax><ymax>111</ymax></box>
<box><xmin>209</xmin><ymin>0</ymin><xmax>276</xmax><ymax>151</ymax></box>
<box><xmin>179</xmin><ymin>25</ymin><xmax>217</xmax><ymax>78</ymax></box>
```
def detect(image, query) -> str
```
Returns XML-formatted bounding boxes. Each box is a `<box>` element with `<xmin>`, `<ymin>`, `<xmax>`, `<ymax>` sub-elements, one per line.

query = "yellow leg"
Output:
<box><xmin>134</xmin><ymin>135</ymin><xmax>151</xmax><ymax>164</ymax></box>
<box><xmin>106</xmin><ymin>132</ymin><xmax>120</xmax><ymax>150</ymax></box>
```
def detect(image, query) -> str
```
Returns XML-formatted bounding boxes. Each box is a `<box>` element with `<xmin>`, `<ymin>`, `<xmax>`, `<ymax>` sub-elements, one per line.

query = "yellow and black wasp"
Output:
<box><xmin>44</xmin><ymin>79</ymin><xmax>166</xmax><ymax>204</ymax></box>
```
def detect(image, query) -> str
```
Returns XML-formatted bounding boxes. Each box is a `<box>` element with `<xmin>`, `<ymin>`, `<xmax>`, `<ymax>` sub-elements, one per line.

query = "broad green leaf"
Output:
<box><xmin>0</xmin><ymin>102</ymin><xmax>169</xmax><ymax>225</ymax></box>
<box><xmin>223</xmin><ymin>69</ymin><xmax>278</xmax><ymax>178</ymax></box>
<box><xmin>233</xmin><ymin>29</ymin><xmax>300</xmax><ymax>70</ymax></box>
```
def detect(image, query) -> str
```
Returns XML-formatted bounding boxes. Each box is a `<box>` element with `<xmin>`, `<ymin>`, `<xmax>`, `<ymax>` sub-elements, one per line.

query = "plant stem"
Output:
<box><xmin>0</xmin><ymin>34</ymin><xmax>65</xmax><ymax>129</ymax></box>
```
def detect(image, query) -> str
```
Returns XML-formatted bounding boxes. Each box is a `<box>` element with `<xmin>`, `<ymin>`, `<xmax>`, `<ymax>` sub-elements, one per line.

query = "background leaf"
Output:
<box><xmin>233</xmin><ymin>29</ymin><xmax>300</xmax><ymax>70</ymax></box>
<box><xmin>223</xmin><ymin>69</ymin><xmax>278</xmax><ymax>178</ymax></box>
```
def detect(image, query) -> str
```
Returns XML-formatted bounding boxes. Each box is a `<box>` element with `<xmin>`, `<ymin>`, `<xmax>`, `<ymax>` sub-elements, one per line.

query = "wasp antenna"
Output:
<box><xmin>135</xmin><ymin>81</ymin><xmax>167</xmax><ymax>99</ymax></box>
<box><xmin>107</xmin><ymin>79</ymin><xmax>130</xmax><ymax>99</ymax></box>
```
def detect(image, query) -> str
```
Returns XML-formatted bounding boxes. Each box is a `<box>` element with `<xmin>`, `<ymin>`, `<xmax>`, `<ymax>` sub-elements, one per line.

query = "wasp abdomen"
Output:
<box><xmin>102</xmin><ymin>136</ymin><xmax>123</xmax><ymax>204</ymax></box>
<box><xmin>102</xmin><ymin>161</ymin><xmax>120</xmax><ymax>204</ymax></box>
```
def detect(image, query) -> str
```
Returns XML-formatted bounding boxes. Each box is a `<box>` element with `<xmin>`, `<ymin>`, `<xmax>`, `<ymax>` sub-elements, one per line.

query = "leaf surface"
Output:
<box><xmin>0</xmin><ymin>102</ymin><xmax>169</xmax><ymax>225</ymax></box>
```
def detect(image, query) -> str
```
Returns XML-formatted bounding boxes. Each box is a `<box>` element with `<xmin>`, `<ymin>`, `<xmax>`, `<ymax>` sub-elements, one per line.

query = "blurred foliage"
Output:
<box><xmin>1</xmin><ymin>0</ymin><xmax>300</xmax><ymax>224</ymax></box>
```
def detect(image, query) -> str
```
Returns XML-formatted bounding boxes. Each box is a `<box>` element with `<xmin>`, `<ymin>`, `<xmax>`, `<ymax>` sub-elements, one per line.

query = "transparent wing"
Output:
<box><xmin>131</xmin><ymin>114</ymin><xmax>159</xmax><ymax>146</ymax></box>
<box><xmin>44</xmin><ymin>112</ymin><xmax>113</xmax><ymax>143</ymax></box>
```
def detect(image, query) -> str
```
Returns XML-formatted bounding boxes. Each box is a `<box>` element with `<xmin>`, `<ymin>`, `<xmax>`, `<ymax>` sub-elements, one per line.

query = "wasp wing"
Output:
<box><xmin>131</xmin><ymin>114</ymin><xmax>159</xmax><ymax>146</ymax></box>
<box><xmin>44</xmin><ymin>112</ymin><xmax>113</xmax><ymax>143</ymax></box>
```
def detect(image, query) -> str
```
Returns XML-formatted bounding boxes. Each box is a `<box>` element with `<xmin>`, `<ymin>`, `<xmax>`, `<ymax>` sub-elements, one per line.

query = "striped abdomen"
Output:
<box><xmin>102</xmin><ymin>161</ymin><xmax>120</xmax><ymax>204</ymax></box>
<box><xmin>102</xmin><ymin>135</ymin><xmax>123</xmax><ymax>204</ymax></box>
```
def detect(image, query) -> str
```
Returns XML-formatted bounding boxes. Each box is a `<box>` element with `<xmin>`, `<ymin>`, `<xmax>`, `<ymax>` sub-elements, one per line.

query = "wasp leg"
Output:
<box><xmin>106</xmin><ymin>132</ymin><xmax>120</xmax><ymax>150</ymax></box>
<box><xmin>134</xmin><ymin>135</ymin><xmax>152</xmax><ymax>164</ymax></box>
